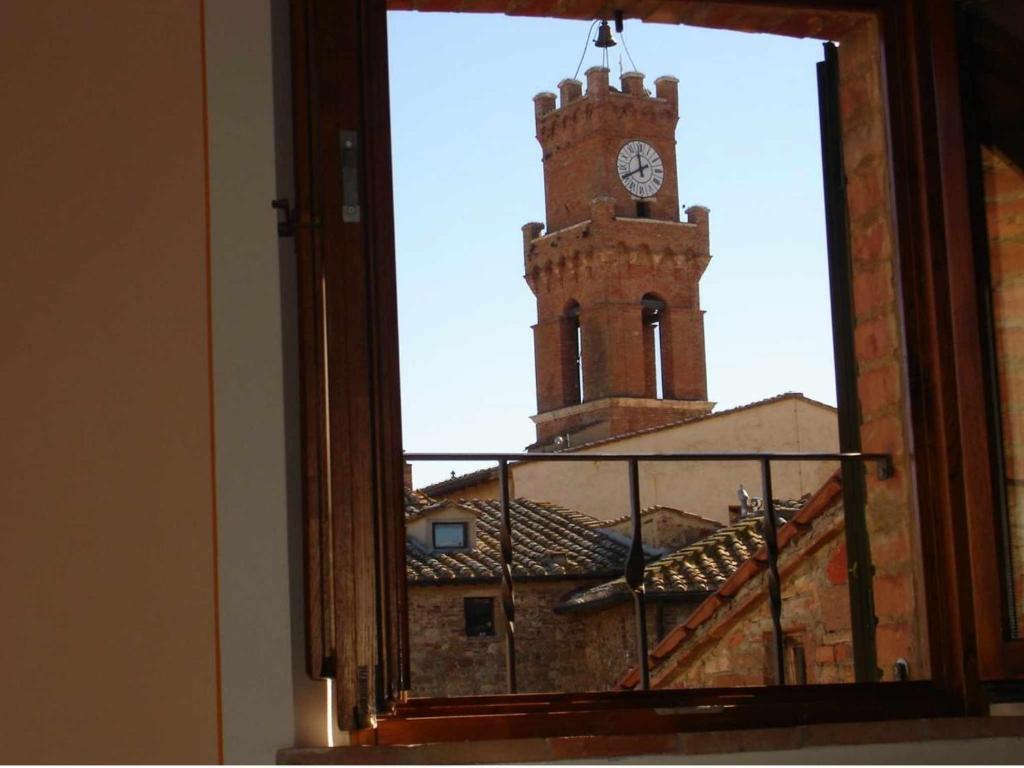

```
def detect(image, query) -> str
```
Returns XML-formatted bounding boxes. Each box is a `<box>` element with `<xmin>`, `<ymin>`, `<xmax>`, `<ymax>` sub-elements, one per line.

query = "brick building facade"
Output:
<box><xmin>404</xmin><ymin>489</ymin><xmax>707</xmax><ymax>697</ymax></box>
<box><xmin>619</xmin><ymin>474</ymin><xmax>858</xmax><ymax>689</ymax></box>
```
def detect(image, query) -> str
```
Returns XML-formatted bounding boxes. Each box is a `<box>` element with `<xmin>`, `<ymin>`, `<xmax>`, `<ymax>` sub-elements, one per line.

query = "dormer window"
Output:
<box><xmin>545</xmin><ymin>550</ymin><xmax>569</xmax><ymax>568</ymax></box>
<box><xmin>408</xmin><ymin>500</ymin><xmax>478</xmax><ymax>552</ymax></box>
<box><xmin>432</xmin><ymin>521</ymin><xmax>468</xmax><ymax>550</ymax></box>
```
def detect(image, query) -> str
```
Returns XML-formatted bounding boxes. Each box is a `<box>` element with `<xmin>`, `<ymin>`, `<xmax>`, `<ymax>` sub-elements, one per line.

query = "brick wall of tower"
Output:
<box><xmin>525</xmin><ymin>69</ymin><xmax>712</xmax><ymax>447</ymax></box>
<box><xmin>525</xmin><ymin>199</ymin><xmax>712</xmax><ymax>442</ymax></box>
<box><xmin>534</xmin><ymin>69</ymin><xmax>681</xmax><ymax>231</ymax></box>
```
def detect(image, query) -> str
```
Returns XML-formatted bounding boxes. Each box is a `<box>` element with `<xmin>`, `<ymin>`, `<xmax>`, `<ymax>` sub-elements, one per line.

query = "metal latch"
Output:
<box><xmin>271</xmin><ymin>198</ymin><xmax>320</xmax><ymax>238</ymax></box>
<box><xmin>339</xmin><ymin>130</ymin><xmax>361</xmax><ymax>223</ymax></box>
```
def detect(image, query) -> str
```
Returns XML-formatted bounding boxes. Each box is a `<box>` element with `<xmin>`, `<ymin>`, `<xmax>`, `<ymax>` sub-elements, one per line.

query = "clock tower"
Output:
<box><xmin>524</xmin><ymin>66</ymin><xmax>714</xmax><ymax>451</ymax></box>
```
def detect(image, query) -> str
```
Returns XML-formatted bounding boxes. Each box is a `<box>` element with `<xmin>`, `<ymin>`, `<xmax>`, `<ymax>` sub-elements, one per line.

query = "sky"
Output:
<box><xmin>387</xmin><ymin>12</ymin><xmax>836</xmax><ymax>486</ymax></box>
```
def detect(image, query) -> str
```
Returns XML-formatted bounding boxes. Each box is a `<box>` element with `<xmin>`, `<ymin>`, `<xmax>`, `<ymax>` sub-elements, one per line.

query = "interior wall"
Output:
<box><xmin>205</xmin><ymin>0</ymin><xmax>331</xmax><ymax>760</ymax></box>
<box><xmin>0</xmin><ymin>1</ymin><xmax>220</xmax><ymax>762</ymax></box>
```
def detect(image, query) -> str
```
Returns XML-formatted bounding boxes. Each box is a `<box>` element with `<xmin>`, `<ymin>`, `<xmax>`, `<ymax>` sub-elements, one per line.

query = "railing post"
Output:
<box><xmin>497</xmin><ymin>459</ymin><xmax>517</xmax><ymax>693</ymax></box>
<box><xmin>625</xmin><ymin>458</ymin><xmax>651</xmax><ymax>691</ymax></box>
<box><xmin>761</xmin><ymin>459</ymin><xmax>786</xmax><ymax>686</ymax></box>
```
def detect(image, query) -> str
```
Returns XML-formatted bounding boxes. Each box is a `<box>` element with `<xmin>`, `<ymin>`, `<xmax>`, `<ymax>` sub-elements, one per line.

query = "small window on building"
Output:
<box><xmin>563</xmin><ymin>300</ymin><xmax>584</xmax><ymax>405</ymax></box>
<box><xmin>464</xmin><ymin>597</ymin><xmax>495</xmax><ymax>637</ymax></box>
<box><xmin>790</xmin><ymin>642</ymin><xmax>808</xmax><ymax>685</ymax></box>
<box><xmin>432</xmin><ymin>521</ymin><xmax>468</xmax><ymax>550</ymax></box>
<box><xmin>635</xmin><ymin>200</ymin><xmax>651</xmax><ymax>218</ymax></box>
<box><xmin>641</xmin><ymin>294</ymin><xmax>667</xmax><ymax>399</ymax></box>
<box><xmin>546</xmin><ymin>549</ymin><xmax>569</xmax><ymax>567</ymax></box>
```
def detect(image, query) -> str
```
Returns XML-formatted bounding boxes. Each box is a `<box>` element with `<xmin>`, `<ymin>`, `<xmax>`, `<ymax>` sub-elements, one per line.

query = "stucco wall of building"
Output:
<box><xmin>512</xmin><ymin>397</ymin><xmax>838</xmax><ymax>522</ymax></box>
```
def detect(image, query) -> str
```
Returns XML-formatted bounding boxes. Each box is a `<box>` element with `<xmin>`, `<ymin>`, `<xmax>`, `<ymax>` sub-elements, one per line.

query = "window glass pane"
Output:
<box><xmin>433</xmin><ymin>522</ymin><xmax>467</xmax><ymax>549</ymax></box>
<box><xmin>983</xmin><ymin>146</ymin><xmax>1024</xmax><ymax>639</ymax></box>
<box><xmin>394</xmin><ymin>10</ymin><xmax>928</xmax><ymax>697</ymax></box>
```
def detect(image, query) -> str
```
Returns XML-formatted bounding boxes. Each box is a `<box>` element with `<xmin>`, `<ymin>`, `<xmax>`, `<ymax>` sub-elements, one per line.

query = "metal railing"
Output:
<box><xmin>405</xmin><ymin>451</ymin><xmax>893</xmax><ymax>693</ymax></box>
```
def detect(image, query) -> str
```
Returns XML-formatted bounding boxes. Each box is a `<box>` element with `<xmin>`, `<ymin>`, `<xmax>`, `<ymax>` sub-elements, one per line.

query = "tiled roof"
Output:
<box><xmin>405</xmin><ymin>491</ymin><xmax>632</xmax><ymax>585</ymax></box>
<box><xmin>552</xmin><ymin>393</ymin><xmax>836</xmax><ymax>454</ymax></box>
<box><xmin>557</xmin><ymin>498</ymin><xmax>809</xmax><ymax>612</ymax></box>
<box><xmin>418</xmin><ymin>466</ymin><xmax>499</xmax><ymax>497</ymax></box>
<box><xmin>599</xmin><ymin>504</ymin><xmax>721</xmax><ymax>530</ymax></box>
<box><xmin>617</xmin><ymin>473</ymin><xmax>844</xmax><ymax>689</ymax></box>
<box><xmin>405</xmin><ymin>498</ymin><xmax>479</xmax><ymax>523</ymax></box>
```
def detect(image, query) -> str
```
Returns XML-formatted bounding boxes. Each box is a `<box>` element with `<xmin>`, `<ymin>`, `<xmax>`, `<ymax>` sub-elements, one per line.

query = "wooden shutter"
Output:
<box><xmin>291</xmin><ymin>0</ymin><xmax>407</xmax><ymax>730</ymax></box>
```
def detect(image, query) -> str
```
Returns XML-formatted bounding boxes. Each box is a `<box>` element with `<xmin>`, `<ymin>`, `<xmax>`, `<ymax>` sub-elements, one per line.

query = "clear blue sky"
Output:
<box><xmin>387</xmin><ymin>12</ymin><xmax>836</xmax><ymax>486</ymax></box>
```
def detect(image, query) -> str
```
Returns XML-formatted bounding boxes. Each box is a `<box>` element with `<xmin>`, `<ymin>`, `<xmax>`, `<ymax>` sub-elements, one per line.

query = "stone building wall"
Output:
<box><xmin>651</xmin><ymin>502</ymin><xmax>855</xmax><ymax>689</ymax></box>
<box><xmin>407</xmin><ymin>580</ymin><xmax>694</xmax><ymax>697</ymax></box>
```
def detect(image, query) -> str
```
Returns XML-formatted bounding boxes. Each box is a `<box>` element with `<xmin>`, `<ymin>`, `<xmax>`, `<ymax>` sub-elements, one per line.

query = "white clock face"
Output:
<box><xmin>617</xmin><ymin>140</ymin><xmax>664</xmax><ymax>198</ymax></box>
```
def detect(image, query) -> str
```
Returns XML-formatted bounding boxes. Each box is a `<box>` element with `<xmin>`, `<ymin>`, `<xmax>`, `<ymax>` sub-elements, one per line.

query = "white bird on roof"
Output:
<box><xmin>737</xmin><ymin>484</ymin><xmax>752</xmax><ymax>519</ymax></box>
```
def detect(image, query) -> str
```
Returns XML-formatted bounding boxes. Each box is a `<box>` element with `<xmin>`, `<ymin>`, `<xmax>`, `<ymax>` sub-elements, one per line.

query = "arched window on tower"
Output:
<box><xmin>642</xmin><ymin>294</ymin><xmax>667</xmax><ymax>399</ymax></box>
<box><xmin>562</xmin><ymin>301</ymin><xmax>583</xmax><ymax>405</ymax></box>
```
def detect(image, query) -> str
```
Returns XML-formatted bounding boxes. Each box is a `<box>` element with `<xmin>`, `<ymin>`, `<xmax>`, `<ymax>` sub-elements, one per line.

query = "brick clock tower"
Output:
<box><xmin>523</xmin><ymin>66</ymin><xmax>714</xmax><ymax>451</ymax></box>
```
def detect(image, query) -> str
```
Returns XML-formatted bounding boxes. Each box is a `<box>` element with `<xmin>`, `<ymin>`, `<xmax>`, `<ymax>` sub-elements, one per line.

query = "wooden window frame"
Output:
<box><xmin>955</xmin><ymin>1</ymin><xmax>1024</xmax><ymax>683</ymax></box>
<box><xmin>290</xmin><ymin>0</ymin><xmax>1017</xmax><ymax>742</ymax></box>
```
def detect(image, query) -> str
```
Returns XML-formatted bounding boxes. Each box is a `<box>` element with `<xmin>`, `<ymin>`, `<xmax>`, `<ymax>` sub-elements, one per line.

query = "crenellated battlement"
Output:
<box><xmin>531</xmin><ymin>66</ymin><xmax>684</xmax><ymax>232</ymax></box>
<box><xmin>522</xmin><ymin>196</ymin><xmax>710</xmax><ymax>297</ymax></box>
<box><xmin>533</xmin><ymin>69</ymin><xmax>679</xmax><ymax>137</ymax></box>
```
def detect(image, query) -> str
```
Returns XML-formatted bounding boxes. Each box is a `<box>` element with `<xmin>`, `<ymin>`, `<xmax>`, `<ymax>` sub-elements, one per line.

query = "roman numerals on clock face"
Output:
<box><xmin>616</xmin><ymin>140</ymin><xmax>664</xmax><ymax>199</ymax></box>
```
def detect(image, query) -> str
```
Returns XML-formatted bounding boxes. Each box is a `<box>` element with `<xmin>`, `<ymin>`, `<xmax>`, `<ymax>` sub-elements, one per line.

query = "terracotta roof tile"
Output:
<box><xmin>599</xmin><ymin>504</ymin><xmax>721</xmax><ymax>530</ymax></box>
<box><xmin>418</xmin><ymin>466</ymin><xmax>499</xmax><ymax>497</ymax></box>
<box><xmin>616</xmin><ymin>472</ymin><xmax>843</xmax><ymax>689</ymax></box>
<box><xmin>555</xmin><ymin>497</ymin><xmax>808</xmax><ymax>613</ymax></box>
<box><xmin>405</xmin><ymin>491</ymin><xmax>633</xmax><ymax>584</ymax></box>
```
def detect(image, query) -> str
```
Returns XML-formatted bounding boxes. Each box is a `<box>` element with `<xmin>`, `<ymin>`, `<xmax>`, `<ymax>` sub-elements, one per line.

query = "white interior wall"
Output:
<box><xmin>205</xmin><ymin>0</ymin><xmax>329</xmax><ymax>761</ymax></box>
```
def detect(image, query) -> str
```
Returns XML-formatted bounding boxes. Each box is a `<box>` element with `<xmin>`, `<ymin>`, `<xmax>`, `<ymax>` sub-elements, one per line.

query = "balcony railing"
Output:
<box><xmin>404</xmin><ymin>450</ymin><xmax>893</xmax><ymax>693</ymax></box>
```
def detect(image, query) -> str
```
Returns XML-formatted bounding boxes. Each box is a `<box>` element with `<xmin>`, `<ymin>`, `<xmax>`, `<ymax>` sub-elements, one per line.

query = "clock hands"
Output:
<box><xmin>622</xmin><ymin>160</ymin><xmax>651</xmax><ymax>180</ymax></box>
<box><xmin>617</xmin><ymin>141</ymin><xmax>663</xmax><ymax>195</ymax></box>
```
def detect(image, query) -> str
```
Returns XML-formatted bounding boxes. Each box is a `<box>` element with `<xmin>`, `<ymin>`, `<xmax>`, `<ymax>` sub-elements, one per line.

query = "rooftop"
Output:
<box><xmin>405</xmin><ymin>490</ymin><xmax>633</xmax><ymax>585</ymax></box>
<box><xmin>557</xmin><ymin>498</ymin><xmax>809</xmax><ymax>612</ymax></box>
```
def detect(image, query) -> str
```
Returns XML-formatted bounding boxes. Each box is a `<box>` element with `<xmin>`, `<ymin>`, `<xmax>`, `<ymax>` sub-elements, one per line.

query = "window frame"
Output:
<box><xmin>290</xmin><ymin>0</ymin><xmax>1012</xmax><ymax>741</ymax></box>
<box><xmin>955</xmin><ymin>1</ymin><xmax>1024</xmax><ymax>681</ymax></box>
<box><xmin>432</xmin><ymin>521</ymin><xmax>468</xmax><ymax>551</ymax></box>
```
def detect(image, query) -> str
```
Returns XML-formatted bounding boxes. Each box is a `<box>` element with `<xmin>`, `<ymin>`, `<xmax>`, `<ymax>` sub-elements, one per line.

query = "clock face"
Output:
<box><xmin>617</xmin><ymin>140</ymin><xmax>664</xmax><ymax>199</ymax></box>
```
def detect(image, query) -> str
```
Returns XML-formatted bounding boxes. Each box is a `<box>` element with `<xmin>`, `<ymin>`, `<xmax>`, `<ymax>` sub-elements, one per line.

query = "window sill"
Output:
<box><xmin>278</xmin><ymin>716</ymin><xmax>1024</xmax><ymax>764</ymax></box>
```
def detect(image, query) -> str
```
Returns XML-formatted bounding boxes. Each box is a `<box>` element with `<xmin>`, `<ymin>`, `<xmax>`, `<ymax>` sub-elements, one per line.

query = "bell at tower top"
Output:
<box><xmin>533</xmin><ymin>67</ymin><xmax>682</xmax><ymax>232</ymax></box>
